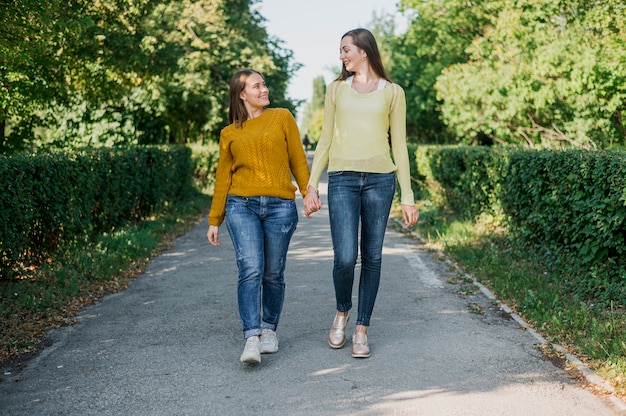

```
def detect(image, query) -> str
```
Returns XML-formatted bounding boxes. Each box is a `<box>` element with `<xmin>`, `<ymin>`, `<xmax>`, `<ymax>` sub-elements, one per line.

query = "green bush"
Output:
<box><xmin>418</xmin><ymin>145</ymin><xmax>626</xmax><ymax>304</ymax></box>
<box><xmin>421</xmin><ymin>145</ymin><xmax>513</xmax><ymax>220</ymax></box>
<box><xmin>0</xmin><ymin>146</ymin><xmax>194</xmax><ymax>279</ymax></box>
<box><xmin>189</xmin><ymin>142</ymin><xmax>220</xmax><ymax>193</ymax></box>
<box><xmin>502</xmin><ymin>150</ymin><xmax>626</xmax><ymax>263</ymax></box>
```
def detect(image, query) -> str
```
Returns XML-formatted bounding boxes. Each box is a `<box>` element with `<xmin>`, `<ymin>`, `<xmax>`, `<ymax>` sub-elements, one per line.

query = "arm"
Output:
<box><xmin>207</xmin><ymin>130</ymin><xmax>233</xmax><ymax>243</ymax></box>
<box><xmin>304</xmin><ymin>82</ymin><xmax>340</xmax><ymax>217</ymax></box>
<box><xmin>307</xmin><ymin>81</ymin><xmax>339</xmax><ymax>191</ymax></box>
<box><xmin>389</xmin><ymin>84</ymin><xmax>415</xmax><ymax>207</ymax></box>
<box><xmin>389</xmin><ymin>84</ymin><xmax>419</xmax><ymax>227</ymax></box>
<box><xmin>283</xmin><ymin>109</ymin><xmax>310</xmax><ymax>197</ymax></box>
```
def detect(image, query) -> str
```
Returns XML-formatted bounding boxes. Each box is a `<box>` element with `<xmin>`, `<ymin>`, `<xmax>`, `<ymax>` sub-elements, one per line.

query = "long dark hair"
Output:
<box><xmin>228</xmin><ymin>69</ymin><xmax>264</xmax><ymax>128</ymax></box>
<box><xmin>337</xmin><ymin>28</ymin><xmax>390</xmax><ymax>82</ymax></box>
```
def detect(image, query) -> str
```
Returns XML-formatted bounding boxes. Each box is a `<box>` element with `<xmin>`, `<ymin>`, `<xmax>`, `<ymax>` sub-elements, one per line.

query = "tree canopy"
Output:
<box><xmin>2</xmin><ymin>0</ymin><xmax>624</xmax><ymax>152</ymax></box>
<box><xmin>0</xmin><ymin>0</ymin><xmax>299</xmax><ymax>152</ymax></box>
<box><xmin>390</xmin><ymin>0</ymin><xmax>625</xmax><ymax>148</ymax></box>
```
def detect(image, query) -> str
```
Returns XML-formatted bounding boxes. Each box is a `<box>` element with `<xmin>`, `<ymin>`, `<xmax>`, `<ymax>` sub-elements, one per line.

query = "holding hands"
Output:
<box><xmin>303</xmin><ymin>185</ymin><xmax>322</xmax><ymax>218</ymax></box>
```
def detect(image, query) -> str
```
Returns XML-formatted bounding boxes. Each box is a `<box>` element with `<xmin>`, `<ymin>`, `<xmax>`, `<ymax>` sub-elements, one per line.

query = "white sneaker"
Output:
<box><xmin>259</xmin><ymin>328</ymin><xmax>279</xmax><ymax>354</ymax></box>
<box><xmin>240</xmin><ymin>336</ymin><xmax>261</xmax><ymax>364</ymax></box>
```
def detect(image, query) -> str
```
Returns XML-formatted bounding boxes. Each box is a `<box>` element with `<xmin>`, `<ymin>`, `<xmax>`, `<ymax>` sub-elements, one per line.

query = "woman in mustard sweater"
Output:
<box><xmin>303</xmin><ymin>28</ymin><xmax>419</xmax><ymax>358</ymax></box>
<box><xmin>207</xmin><ymin>69</ymin><xmax>310</xmax><ymax>365</ymax></box>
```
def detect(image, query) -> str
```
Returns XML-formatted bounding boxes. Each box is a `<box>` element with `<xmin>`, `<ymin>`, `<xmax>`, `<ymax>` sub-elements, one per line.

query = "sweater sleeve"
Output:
<box><xmin>389</xmin><ymin>84</ymin><xmax>415</xmax><ymax>206</ymax></box>
<box><xmin>307</xmin><ymin>80</ymin><xmax>339</xmax><ymax>190</ymax></box>
<box><xmin>282</xmin><ymin>109</ymin><xmax>310</xmax><ymax>197</ymax></box>
<box><xmin>208</xmin><ymin>130</ymin><xmax>233</xmax><ymax>226</ymax></box>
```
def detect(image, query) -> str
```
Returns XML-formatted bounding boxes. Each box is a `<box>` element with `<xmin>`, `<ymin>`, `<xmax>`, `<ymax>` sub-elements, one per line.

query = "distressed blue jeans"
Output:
<box><xmin>225</xmin><ymin>195</ymin><xmax>298</xmax><ymax>339</ymax></box>
<box><xmin>327</xmin><ymin>171</ymin><xmax>396</xmax><ymax>327</ymax></box>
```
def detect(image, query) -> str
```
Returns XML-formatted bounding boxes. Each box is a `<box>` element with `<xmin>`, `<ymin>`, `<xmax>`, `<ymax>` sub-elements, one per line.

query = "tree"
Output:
<box><xmin>0</xmin><ymin>0</ymin><xmax>86</xmax><ymax>151</ymax></box>
<box><xmin>1</xmin><ymin>0</ymin><xmax>301</xmax><ymax>152</ymax></box>
<box><xmin>435</xmin><ymin>0</ymin><xmax>626</xmax><ymax>148</ymax></box>
<box><xmin>390</xmin><ymin>0</ymin><xmax>499</xmax><ymax>144</ymax></box>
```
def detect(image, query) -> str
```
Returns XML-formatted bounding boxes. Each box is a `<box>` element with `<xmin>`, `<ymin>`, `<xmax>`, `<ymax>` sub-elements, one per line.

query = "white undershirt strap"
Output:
<box><xmin>346</xmin><ymin>75</ymin><xmax>387</xmax><ymax>91</ymax></box>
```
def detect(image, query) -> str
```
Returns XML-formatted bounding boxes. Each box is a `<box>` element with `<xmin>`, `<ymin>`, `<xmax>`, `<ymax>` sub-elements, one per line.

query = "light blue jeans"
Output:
<box><xmin>327</xmin><ymin>171</ymin><xmax>396</xmax><ymax>327</ymax></box>
<box><xmin>225</xmin><ymin>195</ymin><xmax>298</xmax><ymax>339</ymax></box>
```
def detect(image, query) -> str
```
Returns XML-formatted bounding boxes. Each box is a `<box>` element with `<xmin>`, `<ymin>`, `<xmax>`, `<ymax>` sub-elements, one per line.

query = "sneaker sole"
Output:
<box><xmin>259</xmin><ymin>345</ymin><xmax>278</xmax><ymax>354</ymax></box>
<box><xmin>240</xmin><ymin>355</ymin><xmax>261</xmax><ymax>364</ymax></box>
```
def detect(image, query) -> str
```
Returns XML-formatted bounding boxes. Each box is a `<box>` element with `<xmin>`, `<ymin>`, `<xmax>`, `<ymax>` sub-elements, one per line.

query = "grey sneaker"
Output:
<box><xmin>240</xmin><ymin>336</ymin><xmax>261</xmax><ymax>364</ymax></box>
<box><xmin>259</xmin><ymin>328</ymin><xmax>279</xmax><ymax>354</ymax></box>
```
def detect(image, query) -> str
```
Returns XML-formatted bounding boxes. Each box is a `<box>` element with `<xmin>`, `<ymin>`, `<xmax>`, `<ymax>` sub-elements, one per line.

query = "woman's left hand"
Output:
<box><xmin>401</xmin><ymin>204</ymin><xmax>419</xmax><ymax>228</ymax></box>
<box><xmin>303</xmin><ymin>185</ymin><xmax>322</xmax><ymax>218</ymax></box>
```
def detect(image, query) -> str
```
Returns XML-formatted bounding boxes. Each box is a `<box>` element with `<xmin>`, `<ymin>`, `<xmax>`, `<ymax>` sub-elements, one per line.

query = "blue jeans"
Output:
<box><xmin>225</xmin><ymin>195</ymin><xmax>298</xmax><ymax>339</ymax></box>
<box><xmin>327</xmin><ymin>171</ymin><xmax>396</xmax><ymax>327</ymax></box>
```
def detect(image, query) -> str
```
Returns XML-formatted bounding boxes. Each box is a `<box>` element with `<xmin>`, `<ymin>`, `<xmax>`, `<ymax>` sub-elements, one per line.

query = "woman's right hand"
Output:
<box><xmin>207</xmin><ymin>225</ymin><xmax>220</xmax><ymax>246</ymax></box>
<box><xmin>303</xmin><ymin>185</ymin><xmax>322</xmax><ymax>218</ymax></box>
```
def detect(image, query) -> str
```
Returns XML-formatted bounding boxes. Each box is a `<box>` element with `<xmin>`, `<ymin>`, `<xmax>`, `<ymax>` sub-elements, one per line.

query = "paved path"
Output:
<box><xmin>1</xmin><ymin>164</ymin><xmax>624</xmax><ymax>415</ymax></box>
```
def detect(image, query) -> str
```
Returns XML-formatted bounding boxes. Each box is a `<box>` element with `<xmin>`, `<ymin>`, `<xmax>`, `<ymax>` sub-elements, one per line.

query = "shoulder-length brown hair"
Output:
<box><xmin>337</xmin><ymin>28</ymin><xmax>390</xmax><ymax>83</ymax></box>
<box><xmin>228</xmin><ymin>69</ymin><xmax>264</xmax><ymax>128</ymax></box>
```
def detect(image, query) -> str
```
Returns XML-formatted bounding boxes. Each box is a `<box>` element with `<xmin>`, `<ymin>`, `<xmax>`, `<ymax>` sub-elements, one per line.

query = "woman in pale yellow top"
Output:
<box><xmin>207</xmin><ymin>69</ymin><xmax>310</xmax><ymax>365</ymax></box>
<box><xmin>304</xmin><ymin>28</ymin><xmax>419</xmax><ymax>359</ymax></box>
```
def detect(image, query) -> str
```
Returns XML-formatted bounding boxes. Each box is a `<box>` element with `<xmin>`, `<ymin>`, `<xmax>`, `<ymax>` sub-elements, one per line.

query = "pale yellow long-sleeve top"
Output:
<box><xmin>308</xmin><ymin>80</ymin><xmax>415</xmax><ymax>206</ymax></box>
<box><xmin>208</xmin><ymin>108</ymin><xmax>310</xmax><ymax>226</ymax></box>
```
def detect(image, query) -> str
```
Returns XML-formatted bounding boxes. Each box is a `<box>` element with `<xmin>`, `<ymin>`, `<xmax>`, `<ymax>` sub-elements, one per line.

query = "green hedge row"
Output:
<box><xmin>504</xmin><ymin>149</ymin><xmax>626</xmax><ymax>265</ymax></box>
<box><xmin>413</xmin><ymin>145</ymin><xmax>626</xmax><ymax>271</ymax></box>
<box><xmin>0</xmin><ymin>146</ymin><xmax>194</xmax><ymax>279</ymax></box>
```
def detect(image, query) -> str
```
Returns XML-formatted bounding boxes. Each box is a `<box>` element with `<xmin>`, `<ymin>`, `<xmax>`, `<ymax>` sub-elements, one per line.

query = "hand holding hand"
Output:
<box><xmin>303</xmin><ymin>185</ymin><xmax>322</xmax><ymax>218</ymax></box>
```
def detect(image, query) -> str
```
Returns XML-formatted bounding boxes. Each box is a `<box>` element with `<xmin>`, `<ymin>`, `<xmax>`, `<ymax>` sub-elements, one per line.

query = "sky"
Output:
<box><xmin>256</xmin><ymin>0</ymin><xmax>408</xmax><ymax>107</ymax></box>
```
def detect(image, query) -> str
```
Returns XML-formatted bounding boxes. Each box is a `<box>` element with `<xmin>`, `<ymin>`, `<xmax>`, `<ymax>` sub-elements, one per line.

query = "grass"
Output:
<box><xmin>0</xmin><ymin>191</ymin><xmax>211</xmax><ymax>367</ymax></box>
<box><xmin>393</xmin><ymin>200</ymin><xmax>626</xmax><ymax>400</ymax></box>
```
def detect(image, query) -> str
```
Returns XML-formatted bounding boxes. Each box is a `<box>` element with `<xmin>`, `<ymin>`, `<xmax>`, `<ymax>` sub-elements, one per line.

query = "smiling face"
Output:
<box><xmin>239</xmin><ymin>72</ymin><xmax>270</xmax><ymax>111</ymax></box>
<box><xmin>340</xmin><ymin>35</ymin><xmax>366</xmax><ymax>73</ymax></box>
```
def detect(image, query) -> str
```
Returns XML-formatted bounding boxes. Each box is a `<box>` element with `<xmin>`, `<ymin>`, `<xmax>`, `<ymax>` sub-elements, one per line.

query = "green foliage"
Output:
<box><xmin>1</xmin><ymin>0</ymin><xmax>300</xmax><ymax>152</ymax></box>
<box><xmin>0</xmin><ymin>146</ymin><xmax>194</xmax><ymax>279</ymax></box>
<box><xmin>389</xmin><ymin>0</ymin><xmax>625</xmax><ymax>148</ymax></box>
<box><xmin>189</xmin><ymin>142</ymin><xmax>220</xmax><ymax>193</ymax></box>
<box><xmin>391</xmin><ymin>0</ymin><xmax>498</xmax><ymax>143</ymax></box>
<box><xmin>419</xmin><ymin>145</ymin><xmax>626</xmax><ymax>306</ymax></box>
<box><xmin>430</xmin><ymin>0</ymin><xmax>626</xmax><ymax>148</ymax></box>
<box><xmin>426</xmin><ymin>145</ymin><xmax>512</xmax><ymax>220</ymax></box>
<box><xmin>502</xmin><ymin>149</ymin><xmax>626</xmax><ymax>266</ymax></box>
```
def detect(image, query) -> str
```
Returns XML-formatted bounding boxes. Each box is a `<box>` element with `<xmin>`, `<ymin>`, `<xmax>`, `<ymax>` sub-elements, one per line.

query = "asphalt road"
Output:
<box><xmin>1</xmin><ymin>161</ymin><xmax>624</xmax><ymax>415</ymax></box>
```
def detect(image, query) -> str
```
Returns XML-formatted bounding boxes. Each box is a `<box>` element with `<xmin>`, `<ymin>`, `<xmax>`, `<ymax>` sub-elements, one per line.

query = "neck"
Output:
<box><xmin>352</xmin><ymin>73</ymin><xmax>377</xmax><ymax>84</ymax></box>
<box><xmin>246</xmin><ymin>107</ymin><xmax>265</xmax><ymax>120</ymax></box>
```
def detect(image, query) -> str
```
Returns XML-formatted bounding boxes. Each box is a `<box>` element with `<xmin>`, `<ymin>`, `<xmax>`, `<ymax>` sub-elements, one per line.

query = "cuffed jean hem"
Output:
<box><xmin>243</xmin><ymin>321</ymin><xmax>277</xmax><ymax>339</ymax></box>
<box><xmin>243</xmin><ymin>328</ymin><xmax>262</xmax><ymax>339</ymax></box>
<box><xmin>261</xmin><ymin>321</ymin><xmax>277</xmax><ymax>331</ymax></box>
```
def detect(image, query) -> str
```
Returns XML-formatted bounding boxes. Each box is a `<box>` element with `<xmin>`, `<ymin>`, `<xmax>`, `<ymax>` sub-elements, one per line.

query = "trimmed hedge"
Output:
<box><xmin>503</xmin><ymin>149</ymin><xmax>626</xmax><ymax>265</ymax></box>
<box><xmin>0</xmin><ymin>146</ymin><xmax>194</xmax><ymax>279</ymax></box>
<box><xmin>415</xmin><ymin>145</ymin><xmax>512</xmax><ymax>219</ymax></box>
<box><xmin>414</xmin><ymin>146</ymin><xmax>626</xmax><ymax>269</ymax></box>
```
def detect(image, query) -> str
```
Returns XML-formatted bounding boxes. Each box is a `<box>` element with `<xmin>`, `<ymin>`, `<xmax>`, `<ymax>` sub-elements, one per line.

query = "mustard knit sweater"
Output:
<box><xmin>208</xmin><ymin>108</ymin><xmax>310</xmax><ymax>226</ymax></box>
